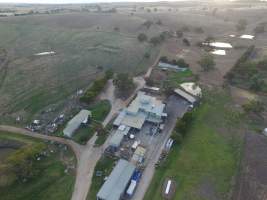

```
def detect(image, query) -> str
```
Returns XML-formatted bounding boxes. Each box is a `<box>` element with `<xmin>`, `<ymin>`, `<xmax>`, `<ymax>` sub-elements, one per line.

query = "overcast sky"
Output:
<box><xmin>0</xmin><ymin>0</ymin><xmax>189</xmax><ymax>4</ymax></box>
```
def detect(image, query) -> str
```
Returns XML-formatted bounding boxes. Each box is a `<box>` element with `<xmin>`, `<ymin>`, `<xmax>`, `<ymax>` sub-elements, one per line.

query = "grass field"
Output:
<box><xmin>0</xmin><ymin>13</ymin><xmax>159</xmax><ymax>123</ymax></box>
<box><xmin>86</xmin><ymin>156</ymin><xmax>117</xmax><ymax>200</ymax></box>
<box><xmin>89</xmin><ymin>100</ymin><xmax>111</xmax><ymax>122</ymax></box>
<box><xmin>0</xmin><ymin>131</ymin><xmax>76</xmax><ymax>200</ymax></box>
<box><xmin>144</xmin><ymin>89</ymin><xmax>244</xmax><ymax>200</ymax></box>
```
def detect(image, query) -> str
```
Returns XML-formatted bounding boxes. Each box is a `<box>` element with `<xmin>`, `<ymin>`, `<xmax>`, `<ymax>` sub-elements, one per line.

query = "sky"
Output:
<box><xmin>0</xmin><ymin>0</ymin><xmax>190</xmax><ymax>4</ymax></box>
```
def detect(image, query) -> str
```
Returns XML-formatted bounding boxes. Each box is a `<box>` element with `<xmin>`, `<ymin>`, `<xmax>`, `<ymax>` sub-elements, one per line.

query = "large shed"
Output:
<box><xmin>63</xmin><ymin>109</ymin><xmax>91</xmax><ymax>137</ymax></box>
<box><xmin>97</xmin><ymin>159</ymin><xmax>135</xmax><ymax>200</ymax></box>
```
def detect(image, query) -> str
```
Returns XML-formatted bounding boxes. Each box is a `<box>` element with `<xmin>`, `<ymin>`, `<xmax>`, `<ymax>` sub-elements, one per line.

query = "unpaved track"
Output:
<box><xmin>0</xmin><ymin>125</ymin><xmax>83</xmax><ymax>161</ymax></box>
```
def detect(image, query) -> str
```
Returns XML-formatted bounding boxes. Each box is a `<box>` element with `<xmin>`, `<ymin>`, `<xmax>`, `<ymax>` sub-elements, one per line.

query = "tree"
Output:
<box><xmin>114</xmin><ymin>26</ymin><xmax>120</xmax><ymax>32</ymax></box>
<box><xmin>250</xmin><ymin>74</ymin><xmax>264</xmax><ymax>92</ymax></box>
<box><xmin>254</xmin><ymin>24</ymin><xmax>265</xmax><ymax>34</ymax></box>
<box><xmin>198</xmin><ymin>54</ymin><xmax>216</xmax><ymax>71</ymax></box>
<box><xmin>145</xmin><ymin>77</ymin><xmax>154</xmax><ymax>86</ymax></box>
<box><xmin>243</xmin><ymin>100</ymin><xmax>265</xmax><ymax>114</ymax></box>
<box><xmin>105</xmin><ymin>69</ymin><xmax>114</xmax><ymax>79</ymax></box>
<box><xmin>194</xmin><ymin>27</ymin><xmax>204</xmax><ymax>34</ymax></box>
<box><xmin>137</xmin><ymin>33</ymin><xmax>147</xmax><ymax>42</ymax></box>
<box><xmin>113</xmin><ymin>73</ymin><xmax>135</xmax><ymax>97</ymax></box>
<box><xmin>156</xmin><ymin>19</ymin><xmax>162</xmax><ymax>25</ymax></box>
<box><xmin>143</xmin><ymin>20</ymin><xmax>153</xmax><ymax>29</ymax></box>
<box><xmin>236</xmin><ymin>19</ymin><xmax>247</xmax><ymax>31</ymax></box>
<box><xmin>144</xmin><ymin>52</ymin><xmax>150</xmax><ymax>59</ymax></box>
<box><xmin>183</xmin><ymin>38</ymin><xmax>190</xmax><ymax>46</ymax></box>
<box><xmin>176</xmin><ymin>30</ymin><xmax>183</xmax><ymax>38</ymax></box>
<box><xmin>176</xmin><ymin>58</ymin><xmax>189</xmax><ymax>68</ymax></box>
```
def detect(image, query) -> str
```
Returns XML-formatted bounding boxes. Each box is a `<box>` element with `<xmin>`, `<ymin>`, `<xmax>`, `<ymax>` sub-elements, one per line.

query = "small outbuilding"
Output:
<box><xmin>63</xmin><ymin>109</ymin><xmax>91</xmax><ymax>137</ymax></box>
<box><xmin>97</xmin><ymin>159</ymin><xmax>135</xmax><ymax>200</ymax></box>
<box><xmin>174</xmin><ymin>88</ymin><xmax>198</xmax><ymax>105</ymax></box>
<box><xmin>109</xmin><ymin>125</ymin><xmax>130</xmax><ymax>150</ymax></box>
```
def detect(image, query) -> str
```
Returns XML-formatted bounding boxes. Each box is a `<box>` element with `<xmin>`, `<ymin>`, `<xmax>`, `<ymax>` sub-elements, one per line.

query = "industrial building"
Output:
<box><xmin>97</xmin><ymin>159</ymin><xmax>135</xmax><ymax>200</ymax></box>
<box><xmin>114</xmin><ymin>92</ymin><xmax>167</xmax><ymax>130</ymax></box>
<box><xmin>63</xmin><ymin>109</ymin><xmax>91</xmax><ymax>137</ymax></box>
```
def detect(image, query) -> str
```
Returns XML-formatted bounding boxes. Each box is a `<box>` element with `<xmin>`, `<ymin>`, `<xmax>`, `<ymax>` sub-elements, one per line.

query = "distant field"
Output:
<box><xmin>144</xmin><ymin>89</ymin><xmax>245</xmax><ymax>200</ymax></box>
<box><xmin>0</xmin><ymin>13</ymin><xmax>160</xmax><ymax>123</ymax></box>
<box><xmin>0</xmin><ymin>131</ymin><xmax>76</xmax><ymax>200</ymax></box>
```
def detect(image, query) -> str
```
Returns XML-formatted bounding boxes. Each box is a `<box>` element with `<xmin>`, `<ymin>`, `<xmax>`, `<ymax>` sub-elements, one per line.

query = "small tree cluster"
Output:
<box><xmin>171</xmin><ymin>111</ymin><xmax>195</xmax><ymax>144</ymax></box>
<box><xmin>137</xmin><ymin>33</ymin><xmax>148</xmax><ymax>42</ymax></box>
<box><xmin>242</xmin><ymin>100</ymin><xmax>265</xmax><ymax>114</ymax></box>
<box><xmin>113</xmin><ymin>73</ymin><xmax>135</xmax><ymax>97</ymax></box>
<box><xmin>236</xmin><ymin>19</ymin><xmax>247</xmax><ymax>31</ymax></box>
<box><xmin>80</xmin><ymin>69</ymin><xmax>114</xmax><ymax>104</ymax></box>
<box><xmin>198</xmin><ymin>53</ymin><xmax>215</xmax><ymax>71</ymax></box>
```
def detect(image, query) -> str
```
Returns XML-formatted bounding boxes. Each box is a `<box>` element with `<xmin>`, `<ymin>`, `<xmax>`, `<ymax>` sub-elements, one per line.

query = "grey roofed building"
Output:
<box><xmin>97</xmin><ymin>159</ymin><xmax>135</xmax><ymax>200</ymax></box>
<box><xmin>114</xmin><ymin>92</ymin><xmax>167</xmax><ymax>129</ymax></box>
<box><xmin>109</xmin><ymin>125</ymin><xmax>130</xmax><ymax>148</ymax></box>
<box><xmin>174</xmin><ymin>88</ymin><xmax>197</xmax><ymax>105</ymax></box>
<box><xmin>158</xmin><ymin>61</ymin><xmax>187</xmax><ymax>72</ymax></box>
<box><xmin>63</xmin><ymin>109</ymin><xmax>91</xmax><ymax>137</ymax></box>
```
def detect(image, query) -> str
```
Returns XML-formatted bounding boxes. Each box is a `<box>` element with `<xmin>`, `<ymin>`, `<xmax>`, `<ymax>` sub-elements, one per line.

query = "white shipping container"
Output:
<box><xmin>127</xmin><ymin>180</ymin><xmax>137</xmax><ymax>196</ymax></box>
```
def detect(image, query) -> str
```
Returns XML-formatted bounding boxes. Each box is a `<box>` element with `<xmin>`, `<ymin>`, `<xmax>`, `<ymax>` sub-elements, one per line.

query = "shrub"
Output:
<box><xmin>137</xmin><ymin>33</ymin><xmax>148</xmax><ymax>42</ymax></box>
<box><xmin>183</xmin><ymin>38</ymin><xmax>190</xmax><ymax>46</ymax></box>
<box><xmin>243</xmin><ymin>100</ymin><xmax>265</xmax><ymax>114</ymax></box>
<box><xmin>198</xmin><ymin>53</ymin><xmax>215</xmax><ymax>71</ymax></box>
<box><xmin>236</xmin><ymin>19</ymin><xmax>247</xmax><ymax>31</ymax></box>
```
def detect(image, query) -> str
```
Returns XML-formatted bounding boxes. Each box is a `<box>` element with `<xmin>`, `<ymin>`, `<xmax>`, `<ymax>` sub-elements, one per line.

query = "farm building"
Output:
<box><xmin>63</xmin><ymin>109</ymin><xmax>91</xmax><ymax>137</ymax></box>
<box><xmin>114</xmin><ymin>92</ymin><xmax>167</xmax><ymax>130</ymax></box>
<box><xmin>109</xmin><ymin>125</ymin><xmax>131</xmax><ymax>150</ymax></box>
<box><xmin>174</xmin><ymin>88</ymin><xmax>198</xmax><ymax>105</ymax></box>
<box><xmin>180</xmin><ymin>82</ymin><xmax>202</xmax><ymax>97</ymax></box>
<box><xmin>97</xmin><ymin>159</ymin><xmax>135</xmax><ymax>200</ymax></box>
<box><xmin>158</xmin><ymin>61</ymin><xmax>187</xmax><ymax>72</ymax></box>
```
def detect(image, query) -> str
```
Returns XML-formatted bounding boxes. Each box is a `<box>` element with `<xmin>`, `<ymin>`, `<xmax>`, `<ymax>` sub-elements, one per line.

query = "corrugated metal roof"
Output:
<box><xmin>97</xmin><ymin>159</ymin><xmax>135</xmax><ymax>200</ymax></box>
<box><xmin>109</xmin><ymin>126</ymin><xmax>130</xmax><ymax>148</ymax></box>
<box><xmin>174</xmin><ymin>88</ymin><xmax>197</xmax><ymax>104</ymax></box>
<box><xmin>158</xmin><ymin>62</ymin><xmax>187</xmax><ymax>71</ymax></box>
<box><xmin>63</xmin><ymin>109</ymin><xmax>91</xmax><ymax>137</ymax></box>
<box><xmin>113</xmin><ymin>92</ymin><xmax>166</xmax><ymax>129</ymax></box>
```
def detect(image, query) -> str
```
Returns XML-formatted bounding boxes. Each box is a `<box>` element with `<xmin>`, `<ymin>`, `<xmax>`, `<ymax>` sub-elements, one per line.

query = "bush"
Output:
<box><xmin>137</xmin><ymin>33</ymin><xmax>148</xmax><ymax>42</ymax></box>
<box><xmin>194</xmin><ymin>27</ymin><xmax>204</xmax><ymax>34</ymax></box>
<box><xmin>174</xmin><ymin>111</ymin><xmax>194</xmax><ymax>137</ymax></box>
<box><xmin>176</xmin><ymin>30</ymin><xmax>183</xmax><ymax>38</ymax></box>
<box><xmin>198</xmin><ymin>53</ymin><xmax>215</xmax><ymax>71</ymax></box>
<box><xmin>113</xmin><ymin>73</ymin><xmax>135</xmax><ymax>97</ymax></box>
<box><xmin>149</xmin><ymin>32</ymin><xmax>167</xmax><ymax>46</ymax></box>
<box><xmin>236</xmin><ymin>19</ymin><xmax>247</xmax><ymax>31</ymax></box>
<box><xmin>243</xmin><ymin>100</ymin><xmax>265</xmax><ymax>114</ymax></box>
<box><xmin>183</xmin><ymin>38</ymin><xmax>190</xmax><ymax>46</ymax></box>
<box><xmin>254</xmin><ymin>24</ymin><xmax>265</xmax><ymax>34</ymax></box>
<box><xmin>80</xmin><ymin>70</ymin><xmax>112</xmax><ymax>104</ymax></box>
<box><xmin>143</xmin><ymin>20</ymin><xmax>153</xmax><ymax>29</ymax></box>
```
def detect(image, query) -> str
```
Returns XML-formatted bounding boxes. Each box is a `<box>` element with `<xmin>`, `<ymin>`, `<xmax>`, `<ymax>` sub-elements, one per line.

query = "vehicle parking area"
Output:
<box><xmin>114</xmin><ymin>94</ymin><xmax>191</xmax><ymax>167</ymax></box>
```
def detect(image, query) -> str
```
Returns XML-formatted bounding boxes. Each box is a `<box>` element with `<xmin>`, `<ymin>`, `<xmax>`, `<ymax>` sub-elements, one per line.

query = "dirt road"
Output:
<box><xmin>0</xmin><ymin>125</ymin><xmax>83</xmax><ymax>161</ymax></box>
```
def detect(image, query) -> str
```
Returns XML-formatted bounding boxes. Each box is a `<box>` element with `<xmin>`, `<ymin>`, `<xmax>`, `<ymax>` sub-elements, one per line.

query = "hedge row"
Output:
<box><xmin>80</xmin><ymin>70</ymin><xmax>113</xmax><ymax>104</ymax></box>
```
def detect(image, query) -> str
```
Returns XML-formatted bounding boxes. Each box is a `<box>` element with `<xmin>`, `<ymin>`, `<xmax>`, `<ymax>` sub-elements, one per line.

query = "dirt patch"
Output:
<box><xmin>233</xmin><ymin>133</ymin><xmax>267</xmax><ymax>200</ymax></box>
